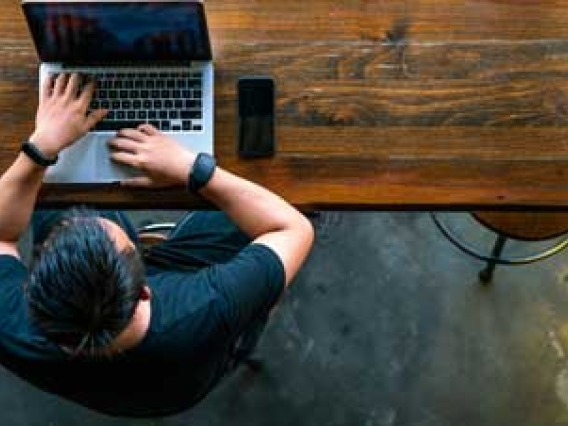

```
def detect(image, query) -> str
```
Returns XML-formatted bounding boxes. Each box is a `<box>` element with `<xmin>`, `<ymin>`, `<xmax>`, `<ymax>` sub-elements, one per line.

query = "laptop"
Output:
<box><xmin>22</xmin><ymin>0</ymin><xmax>214</xmax><ymax>183</ymax></box>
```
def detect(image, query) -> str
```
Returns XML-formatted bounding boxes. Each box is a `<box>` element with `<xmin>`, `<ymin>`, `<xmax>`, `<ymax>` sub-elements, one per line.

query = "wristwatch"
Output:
<box><xmin>21</xmin><ymin>141</ymin><xmax>58</xmax><ymax>167</ymax></box>
<box><xmin>188</xmin><ymin>153</ymin><xmax>217</xmax><ymax>194</ymax></box>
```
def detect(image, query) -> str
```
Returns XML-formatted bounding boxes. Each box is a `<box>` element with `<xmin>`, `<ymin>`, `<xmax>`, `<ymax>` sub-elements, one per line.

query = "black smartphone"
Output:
<box><xmin>237</xmin><ymin>77</ymin><xmax>275</xmax><ymax>158</ymax></box>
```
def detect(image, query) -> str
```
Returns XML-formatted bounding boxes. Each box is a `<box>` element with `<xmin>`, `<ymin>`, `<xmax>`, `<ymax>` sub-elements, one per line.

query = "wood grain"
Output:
<box><xmin>2</xmin><ymin>0</ymin><xmax>568</xmax><ymax>209</ymax></box>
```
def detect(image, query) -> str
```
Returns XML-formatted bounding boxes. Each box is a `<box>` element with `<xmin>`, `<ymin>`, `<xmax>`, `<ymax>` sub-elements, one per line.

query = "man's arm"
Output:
<box><xmin>0</xmin><ymin>73</ymin><xmax>106</xmax><ymax>255</ymax></box>
<box><xmin>108</xmin><ymin>124</ymin><xmax>314</xmax><ymax>286</ymax></box>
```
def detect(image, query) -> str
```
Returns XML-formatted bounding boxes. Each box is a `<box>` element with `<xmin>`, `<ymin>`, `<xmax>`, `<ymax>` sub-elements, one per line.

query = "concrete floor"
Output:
<box><xmin>4</xmin><ymin>211</ymin><xmax>568</xmax><ymax>425</ymax></box>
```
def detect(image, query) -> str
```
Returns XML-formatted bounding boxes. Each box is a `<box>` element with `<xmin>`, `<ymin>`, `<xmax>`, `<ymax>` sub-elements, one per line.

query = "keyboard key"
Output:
<box><xmin>131</xmin><ymin>90</ymin><xmax>139</xmax><ymax>98</ymax></box>
<box><xmin>182</xmin><ymin>121</ymin><xmax>192</xmax><ymax>130</ymax></box>
<box><xmin>148</xmin><ymin>111</ymin><xmax>157</xmax><ymax>119</ymax></box>
<box><xmin>143</xmin><ymin>100</ymin><xmax>152</xmax><ymax>109</ymax></box>
<box><xmin>138</xmin><ymin>111</ymin><xmax>147</xmax><ymax>120</ymax></box>
<box><xmin>193</xmin><ymin>124</ymin><xmax>202</xmax><ymax>131</ymax></box>
<box><xmin>161</xmin><ymin>121</ymin><xmax>171</xmax><ymax>131</ymax></box>
<box><xmin>185</xmin><ymin>100</ymin><xmax>200</xmax><ymax>109</ymax></box>
<box><xmin>167</xmin><ymin>80</ymin><xmax>176</xmax><ymax>88</ymax></box>
<box><xmin>122</xmin><ymin>100</ymin><xmax>132</xmax><ymax>109</ymax></box>
<box><xmin>151</xmin><ymin>90</ymin><xmax>160</xmax><ymax>98</ymax></box>
<box><xmin>173</xmin><ymin>90</ymin><xmax>181</xmax><ymax>98</ymax></box>
<box><xmin>159</xmin><ymin>111</ymin><xmax>168</xmax><ymax>119</ymax></box>
<box><xmin>161</xmin><ymin>90</ymin><xmax>170</xmax><ymax>98</ymax></box>
<box><xmin>133</xmin><ymin>100</ymin><xmax>141</xmax><ymax>109</ymax></box>
<box><xmin>127</xmin><ymin>111</ymin><xmax>136</xmax><ymax>120</ymax></box>
<box><xmin>96</xmin><ymin>120</ymin><xmax>143</xmax><ymax>131</ymax></box>
<box><xmin>109</xmin><ymin>90</ymin><xmax>118</xmax><ymax>99</ymax></box>
<box><xmin>120</xmin><ymin>90</ymin><xmax>128</xmax><ymax>98</ymax></box>
<box><xmin>112</xmin><ymin>100</ymin><xmax>121</xmax><ymax>109</ymax></box>
<box><xmin>141</xmin><ymin>90</ymin><xmax>149</xmax><ymax>98</ymax></box>
<box><xmin>116</xmin><ymin>111</ymin><xmax>126</xmax><ymax>120</ymax></box>
<box><xmin>165</xmin><ymin>100</ymin><xmax>174</xmax><ymax>109</ymax></box>
<box><xmin>169</xmin><ymin>111</ymin><xmax>179</xmax><ymax>119</ymax></box>
<box><xmin>175</xmin><ymin>100</ymin><xmax>183</xmax><ymax>109</ymax></box>
<box><xmin>182</xmin><ymin>90</ymin><xmax>191</xmax><ymax>98</ymax></box>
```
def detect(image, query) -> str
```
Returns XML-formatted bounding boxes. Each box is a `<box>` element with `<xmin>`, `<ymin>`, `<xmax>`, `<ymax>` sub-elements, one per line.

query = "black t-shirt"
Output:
<box><xmin>0</xmin><ymin>244</ymin><xmax>284</xmax><ymax>417</ymax></box>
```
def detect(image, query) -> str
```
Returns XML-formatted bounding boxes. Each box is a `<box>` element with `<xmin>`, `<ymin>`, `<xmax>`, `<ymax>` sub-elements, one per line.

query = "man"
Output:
<box><xmin>0</xmin><ymin>73</ymin><xmax>314</xmax><ymax>416</ymax></box>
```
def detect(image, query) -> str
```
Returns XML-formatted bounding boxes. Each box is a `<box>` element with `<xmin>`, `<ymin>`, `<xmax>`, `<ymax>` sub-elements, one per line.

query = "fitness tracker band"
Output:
<box><xmin>21</xmin><ymin>141</ymin><xmax>58</xmax><ymax>167</ymax></box>
<box><xmin>188</xmin><ymin>153</ymin><xmax>216</xmax><ymax>194</ymax></box>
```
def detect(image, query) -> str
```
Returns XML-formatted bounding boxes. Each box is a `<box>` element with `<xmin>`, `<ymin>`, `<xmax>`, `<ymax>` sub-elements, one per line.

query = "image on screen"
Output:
<box><xmin>23</xmin><ymin>2</ymin><xmax>212</xmax><ymax>63</ymax></box>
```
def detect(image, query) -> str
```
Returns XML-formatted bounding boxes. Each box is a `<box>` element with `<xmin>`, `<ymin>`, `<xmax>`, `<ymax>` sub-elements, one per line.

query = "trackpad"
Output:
<box><xmin>44</xmin><ymin>134</ymin><xmax>140</xmax><ymax>183</ymax></box>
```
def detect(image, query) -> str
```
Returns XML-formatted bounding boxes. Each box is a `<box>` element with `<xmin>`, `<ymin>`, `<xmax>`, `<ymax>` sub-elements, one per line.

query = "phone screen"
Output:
<box><xmin>238</xmin><ymin>77</ymin><xmax>275</xmax><ymax>158</ymax></box>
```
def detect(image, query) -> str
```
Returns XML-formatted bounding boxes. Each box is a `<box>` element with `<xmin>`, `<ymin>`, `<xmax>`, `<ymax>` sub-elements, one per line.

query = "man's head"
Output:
<box><xmin>26</xmin><ymin>210</ymin><xmax>147</xmax><ymax>358</ymax></box>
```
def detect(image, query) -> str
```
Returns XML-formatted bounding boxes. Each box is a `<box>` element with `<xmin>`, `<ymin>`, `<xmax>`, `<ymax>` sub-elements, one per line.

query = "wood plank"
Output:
<box><xmin>207</xmin><ymin>1</ymin><xmax>568</xmax><ymax>42</ymax></box>
<box><xmin>36</xmin><ymin>158</ymin><xmax>568</xmax><ymax>210</ymax></box>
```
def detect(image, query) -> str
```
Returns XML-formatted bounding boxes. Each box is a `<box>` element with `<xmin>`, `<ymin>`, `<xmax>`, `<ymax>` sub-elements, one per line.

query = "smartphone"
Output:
<box><xmin>237</xmin><ymin>77</ymin><xmax>275</xmax><ymax>158</ymax></box>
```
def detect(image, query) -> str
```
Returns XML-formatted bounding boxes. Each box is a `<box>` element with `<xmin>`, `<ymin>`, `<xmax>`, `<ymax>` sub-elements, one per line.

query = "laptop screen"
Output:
<box><xmin>23</xmin><ymin>1</ymin><xmax>212</xmax><ymax>64</ymax></box>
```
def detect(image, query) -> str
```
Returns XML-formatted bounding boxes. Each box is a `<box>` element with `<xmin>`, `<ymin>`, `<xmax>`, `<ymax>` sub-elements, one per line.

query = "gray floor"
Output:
<box><xmin>4</xmin><ymin>211</ymin><xmax>568</xmax><ymax>426</ymax></box>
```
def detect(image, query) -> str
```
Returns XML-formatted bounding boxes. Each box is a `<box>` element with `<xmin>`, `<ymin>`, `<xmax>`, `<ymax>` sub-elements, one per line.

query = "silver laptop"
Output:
<box><xmin>22</xmin><ymin>0</ymin><xmax>214</xmax><ymax>183</ymax></box>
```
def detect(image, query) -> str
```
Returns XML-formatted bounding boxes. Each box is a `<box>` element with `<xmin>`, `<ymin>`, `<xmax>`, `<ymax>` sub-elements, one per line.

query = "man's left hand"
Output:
<box><xmin>30</xmin><ymin>73</ymin><xmax>107</xmax><ymax>157</ymax></box>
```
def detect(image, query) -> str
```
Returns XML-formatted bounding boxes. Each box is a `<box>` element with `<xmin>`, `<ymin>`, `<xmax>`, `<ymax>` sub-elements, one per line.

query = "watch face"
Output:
<box><xmin>189</xmin><ymin>153</ymin><xmax>216</xmax><ymax>193</ymax></box>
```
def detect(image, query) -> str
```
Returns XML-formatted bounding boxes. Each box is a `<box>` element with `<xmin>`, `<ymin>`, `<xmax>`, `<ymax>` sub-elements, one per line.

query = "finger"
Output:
<box><xmin>65</xmin><ymin>73</ymin><xmax>81</xmax><ymax>99</ymax></box>
<box><xmin>110</xmin><ymin>151</ymin><xmax>138</xmax><ymax>168</ymax></box>
<box><xmin>41</xmin><ymin>74</ymin><xmax>55</xmax><ymax>102</ymax></box>
<box><xmin>85</xmin><ymin>109</ymin><xmax>108</xmax><ymax>130</ymax></box>
<box><xmin>53</xmin><ymin>73</ymin><xmax>69</xmax><ymax>96</ymax></box>
<box><xmin>107</xmin><ymin>137</ymin><xmax>141</xmax><ymax>154</ymax></box>
<box><xmin>116</xmin><ymin>127</ymin><xmax>148</xmax><ymax>142</ymax></box>
<box><xmin>138</xmin><ymin>123</ymin><xmax>160</xmax><ymax>136</ymax></box>
<box><xmin>120</xmin><ymin>176</ymin><xmax>154</xmax><ymax>188</ymax></box>
<box><xmin>78</xmin><ymin>78</ymin><xmax>96</xmax><ymax>106</ymax></box>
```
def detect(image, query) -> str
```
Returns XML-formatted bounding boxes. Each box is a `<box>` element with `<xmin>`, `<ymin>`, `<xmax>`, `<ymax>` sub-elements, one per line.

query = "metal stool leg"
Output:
<box><xmin>479</xmin><ymin>235</ymin><xmax>508</xmax><ymax>284</ymax></box>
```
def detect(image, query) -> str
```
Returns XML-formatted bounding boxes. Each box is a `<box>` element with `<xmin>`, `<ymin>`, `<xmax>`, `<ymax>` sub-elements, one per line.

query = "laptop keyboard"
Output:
<box><xmin>82</xmin><ymin>70</ymin><xmax>204</xmax><ymax>133</ymax></box>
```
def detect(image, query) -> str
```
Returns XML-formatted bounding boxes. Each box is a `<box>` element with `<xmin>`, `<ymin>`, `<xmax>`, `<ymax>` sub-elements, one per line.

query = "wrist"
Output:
<box><xmin>29</xmin><ymin>131</ymin><xmax>60</xmax><ymax>158</ymax></box>
<box><xmin>21</xmin><ymin>141</ymin><xmax>59</xmax><ymax>168</ymax></box>
<box><xmin>179</xmin><ymin>152</ymin><xmax>197</xmax><ymax>185</ymax></box>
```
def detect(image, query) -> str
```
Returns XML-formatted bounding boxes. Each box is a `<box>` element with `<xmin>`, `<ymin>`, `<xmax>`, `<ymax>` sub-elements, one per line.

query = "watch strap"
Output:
<box><xmin>188</xmin><ymin>153</ymin><xmax>217</xmax><ymax>194</ymax></box>
<box><xmin>21</xmin><ymin>141</ymin><xmax>58</xmax><ymax>167</ymax></box>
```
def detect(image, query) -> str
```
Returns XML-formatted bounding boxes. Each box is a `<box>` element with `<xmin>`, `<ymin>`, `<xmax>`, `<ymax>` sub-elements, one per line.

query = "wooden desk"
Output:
<box><xmin>2</xmin><ymin>0</ymin><xmax>568</xmax><ymax>210</ymax></box>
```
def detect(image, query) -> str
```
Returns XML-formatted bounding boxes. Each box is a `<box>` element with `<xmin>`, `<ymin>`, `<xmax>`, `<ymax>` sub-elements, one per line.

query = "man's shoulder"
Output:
<box><xmin>0</xmin><ymin>254</ymin><xmax>28</xmax><ymax>299</ymax></box>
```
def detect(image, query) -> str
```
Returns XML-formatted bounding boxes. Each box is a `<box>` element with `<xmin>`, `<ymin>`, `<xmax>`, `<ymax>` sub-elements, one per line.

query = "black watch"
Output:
<box><xmin>21</xmin><ymin>141</ymin><xmax>58</xmax><ymax>167</ymax></box>
<box><xmin>188</xmin><ymin>153</ymin><xmax>217</xmax><ymax>194</ymax></box>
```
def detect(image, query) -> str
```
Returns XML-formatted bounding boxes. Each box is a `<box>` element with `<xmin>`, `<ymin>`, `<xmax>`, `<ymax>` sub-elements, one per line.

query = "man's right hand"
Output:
<box><xmin>108</xmin><ymin>124</ymin><xmax>196</xmax><ymax>188</ymax></box>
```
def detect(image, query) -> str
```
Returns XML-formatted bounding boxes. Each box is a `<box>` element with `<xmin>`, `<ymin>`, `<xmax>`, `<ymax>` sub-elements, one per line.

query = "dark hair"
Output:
<box><xmin>27</xmin><ymin>210</ymin><xmax>145</xmax><ymax>358</ymax></box>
